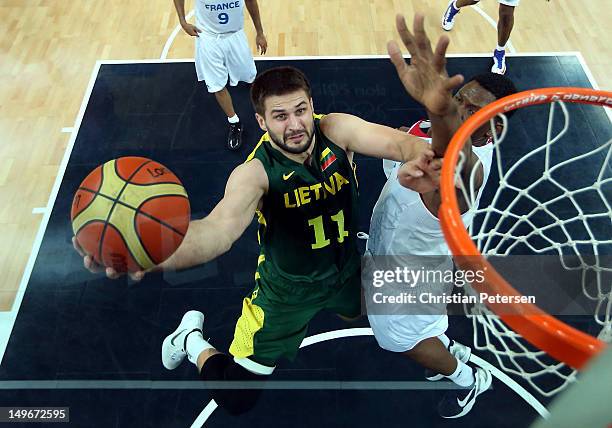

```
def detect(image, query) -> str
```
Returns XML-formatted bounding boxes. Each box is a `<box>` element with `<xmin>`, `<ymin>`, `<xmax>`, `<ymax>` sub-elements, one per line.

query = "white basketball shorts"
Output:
<box><xmin>362</xmin><ymin>252</ymin><xmax>453</xmax><ymax>353</ymax></box>
<box><xmin>368</xmin><ymin>313</ymin><xmax>449</xmax><ymax>353</ymax></box>
<box><xmin>195</xmin><ymin>29</ymin><xmax>257</xmax><ymax>93</ymax></box>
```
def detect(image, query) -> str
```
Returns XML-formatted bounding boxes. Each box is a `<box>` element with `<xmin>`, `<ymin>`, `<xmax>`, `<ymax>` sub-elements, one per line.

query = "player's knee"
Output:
<box><xmin>200</xmin><ymin>353</ymin><xmax>268</xmax><ymax>415</ymax></box>
<box><xmin>403</xmin><ymin>342</ymin><xmax>424</xmax><ymax>358</ymax></box>
<box><xmin>212</xmin><ymin>87</ymin><xmax>228</xmax><ymax>95</ymax></box>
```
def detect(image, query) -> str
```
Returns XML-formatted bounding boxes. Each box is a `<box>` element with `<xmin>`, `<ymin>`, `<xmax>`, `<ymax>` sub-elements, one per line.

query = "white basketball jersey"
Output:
<box><xmin>367</xmin><ymin>121</ymin><xmax>494</xmax><ymax>256</ymax></box>
<box><xmin>195</xmin><ymin>0</ymin><xmax>245</xmax><ymax>35</ymax></box>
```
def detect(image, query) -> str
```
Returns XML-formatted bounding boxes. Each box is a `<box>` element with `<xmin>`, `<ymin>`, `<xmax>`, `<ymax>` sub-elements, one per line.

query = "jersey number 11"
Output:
<box><xmin>308</xmin><ymin>209</ymin><xmax>349</xmax><ymax>249</ymax></box>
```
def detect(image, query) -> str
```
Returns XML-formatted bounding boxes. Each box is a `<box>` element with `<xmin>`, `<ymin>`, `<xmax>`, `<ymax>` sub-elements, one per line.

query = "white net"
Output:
<box><xmin>454</xmin><ymin>99</ymin><xmax>612</xmax><ymax>397</ymax></box>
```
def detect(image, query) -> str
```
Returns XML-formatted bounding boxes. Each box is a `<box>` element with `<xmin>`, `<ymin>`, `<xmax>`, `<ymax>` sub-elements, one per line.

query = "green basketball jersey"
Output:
<box><xmin>246</xmin><ymin>114</ymin><xmax>360</xmax><ymax>286</ymax></box>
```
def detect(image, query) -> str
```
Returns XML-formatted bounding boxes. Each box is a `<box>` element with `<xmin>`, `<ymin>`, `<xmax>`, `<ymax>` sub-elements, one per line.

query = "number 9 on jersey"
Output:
<box><xmin>218</xmin><ymin>12</ymin><xmax>229</xmax><ymax>24</ymax></box>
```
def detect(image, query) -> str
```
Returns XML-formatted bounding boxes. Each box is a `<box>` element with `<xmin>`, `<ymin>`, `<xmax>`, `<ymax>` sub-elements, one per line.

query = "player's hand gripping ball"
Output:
<box><xmin>71</xmin><ymin>157</ymin><xmax>190</xmax><ymax>273</ymax></box>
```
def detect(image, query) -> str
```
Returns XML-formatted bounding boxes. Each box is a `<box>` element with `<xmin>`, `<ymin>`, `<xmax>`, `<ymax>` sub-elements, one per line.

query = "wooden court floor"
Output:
<box><xmin>0</xmin><ymin>0</ymin><xmax>610</xmax><ymax>311</ymax></box>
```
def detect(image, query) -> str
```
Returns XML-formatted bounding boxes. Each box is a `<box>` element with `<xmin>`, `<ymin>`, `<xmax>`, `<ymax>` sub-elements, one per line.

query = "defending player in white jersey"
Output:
<box><xmin>173</xmin><ymin>0</ymin><xmax>267</xmax><ymax>150</ymax></box>
<box><xmin>364</xmin><ymin>15</ymin><xmax>518</xmax><ymax>419</ymax></box>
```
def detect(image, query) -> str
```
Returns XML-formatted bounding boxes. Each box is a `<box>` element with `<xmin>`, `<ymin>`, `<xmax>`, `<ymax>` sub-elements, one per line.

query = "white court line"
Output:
<box><xmin>257</xmin><ymin>52</ymin><xmax>582</xmax><ymax>60</ymax></box>
<box><xmin>473</xmin><ymin>5</ymin><xmax>516</xmax><ymax>54</ymax></box>
<box><xmin>0</xmin><ymin>61</ymin><xmax>102</xmax><ymax>365</ymax></box>
<box><xmin>299</xmin><ymin>327</ymin><xmax>372</xmax><ymax>348</ymax></box>
<box><xmin>576</xmin><ymin>51</ymin><xmax>601</xmax><ymax>90</ymax></box>
<box><xmin>160</xmin><ymin>9</ymin><xmax>195</xmax><ymax>60</ymax></box>
<box><xmin>575</xmin><ymin>51</ymin><xmax>612</xmax><ymax>123</ymax></box>
<box><xmin>98</xmin><ymin>58</ymin><xmax>195</xmax><ymax>64</ymax></box>
<box><xmin>98</xmin><ymin>52</ymin><xmax>582</xmax><ymax>65</ymax></box>
<box><xmin>189</xmin><ymin>401</ymin><xmax>218</xmax><ymax>428</ymax></box>
<box><xmin>469</xmin><ymin>354</ymin><xmax>550</xmax><ymax>418</ymax></box>
<box><xmin>191</xmin><ymin>328</ymin><xmax>549</xmax><ymax>426</ymax></box>
<box><xmin>31</xmin><ymin>128</ymin><xmax>73</xmax><ymax>216</ymax></box>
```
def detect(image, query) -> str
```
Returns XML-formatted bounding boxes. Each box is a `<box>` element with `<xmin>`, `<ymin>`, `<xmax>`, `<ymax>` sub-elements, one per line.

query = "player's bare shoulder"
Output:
<box><xmin>234</xmin><ymin>157</ymin><xmax>269</xmax><ymax>195</ymax></box>
<box><xmin>212</xmin><ymin>159</ymin><xmax>268</xmax><ymax>215</ymax></box>
<box><xmin>319</xmin><ymin>113</ymin><xmax>356</xmax><ymax>151</ymax></box>
<box><xmin>320</xmin><ymin>112</ymin><xmax>352</xmax><ymax>131</ymax></box>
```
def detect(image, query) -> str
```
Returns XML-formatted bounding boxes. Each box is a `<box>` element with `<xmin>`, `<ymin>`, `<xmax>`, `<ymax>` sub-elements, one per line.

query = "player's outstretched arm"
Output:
<box><xmin>388</xmin><ymin>13</ymin><xmax>464</xmax><ymax>158</ymax></box>
<box><xmin>74</xmin><ymin>160</ymin><xmax>268</xmax><ymax>281</ymax></box>
<box><xmin>390</xmin><ymin>14</ymin><xmax>482</xmax><ymax>197</ymax></box>
<box><xmin>320</xmin><ymin>113</ymin><xmax>435</xmax><ymax>179</ymax></box>
<box><xmin>158</xmin><ymin>159</ymin><xmax>267</xmax><ymax>272</ymax></box>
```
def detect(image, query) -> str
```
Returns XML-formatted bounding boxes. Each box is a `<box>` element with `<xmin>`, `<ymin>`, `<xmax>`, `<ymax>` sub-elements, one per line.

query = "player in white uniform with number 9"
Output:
<box><xmin>173</xmin><ymin>0</ymin><xmax>267</xmax><ymax>150</ymax></box>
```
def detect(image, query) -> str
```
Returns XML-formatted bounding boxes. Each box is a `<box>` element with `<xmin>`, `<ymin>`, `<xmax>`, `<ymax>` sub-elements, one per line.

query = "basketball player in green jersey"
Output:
<box><xmin>74</xmin><ymin>18</ymin><xmax>464</xmax><ymax>413</ymax></box>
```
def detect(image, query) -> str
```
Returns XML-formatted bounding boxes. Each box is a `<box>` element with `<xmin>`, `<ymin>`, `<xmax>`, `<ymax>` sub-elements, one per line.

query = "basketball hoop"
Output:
<box><xmin>439</xmin><ymin>87</ymin><xmax>611</xmax><ymax>396</ymax></box>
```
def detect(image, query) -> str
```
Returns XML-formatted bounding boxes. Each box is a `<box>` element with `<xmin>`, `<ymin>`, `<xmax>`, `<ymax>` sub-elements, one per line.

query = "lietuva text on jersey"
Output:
<box><xmin>284</xmin><ymin>172</ymin><xmax>350</xmax><ymax>208</ymax></box>
<box><xmin>203</xmin><ymin>1</ymin><xmax>240</xmax><ymax>11</ymax></box>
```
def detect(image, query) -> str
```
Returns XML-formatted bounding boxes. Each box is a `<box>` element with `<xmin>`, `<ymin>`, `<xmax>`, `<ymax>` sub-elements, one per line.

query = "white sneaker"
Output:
<box><xmin>438</xmin><ymin>366</ymin><xmax>492</xmax><ymax>418</ymax></box>
<box><xmin>161</xmin><ymin>310</ymin><xmax>204</xmax><ymax>370</ymax></box>
<box><xmin>491</xmin><ymin>49</ymin><xmax>507</xmax><ymax>74</ymax></box>
<box><xmin>442</xmin><ymin>0</ymin><xmax>461</xmax><ymax>31</ymax></box>
<box><xmin>425</xmin><ymin>340</ymin><xmax>472</xmax><ymax>381</ymax></box>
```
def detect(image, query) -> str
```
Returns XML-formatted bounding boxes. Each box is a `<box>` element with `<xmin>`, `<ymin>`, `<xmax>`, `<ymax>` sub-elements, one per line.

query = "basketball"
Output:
<box><xmin>71</xmin><ymin>157</ymin><xmax>190</xmax><ymax>273</ymax></box>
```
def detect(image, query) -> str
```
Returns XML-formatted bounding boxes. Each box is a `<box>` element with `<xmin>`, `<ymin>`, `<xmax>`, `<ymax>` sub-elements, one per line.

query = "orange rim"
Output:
<box><xmin>439</xmin><ymin>87</ymin><xmax>611</xmax><ymax>369</ymax></box>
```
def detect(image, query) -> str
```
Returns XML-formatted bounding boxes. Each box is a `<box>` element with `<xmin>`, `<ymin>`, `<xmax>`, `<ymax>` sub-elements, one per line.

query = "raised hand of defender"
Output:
<box><xmin>388</xmin><ymin>14</ymin><xmax>464</xmax><ymax>116</ymax></box>
<box><xmin>72</xmin><ymin>237</ymin><xmax>146</xmax><ymax>282</ymax></box>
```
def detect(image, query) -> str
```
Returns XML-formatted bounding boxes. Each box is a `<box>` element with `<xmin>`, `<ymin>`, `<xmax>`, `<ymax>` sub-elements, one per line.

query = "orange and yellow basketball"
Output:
<box><xmin>71</xmin><ymin>157</ymin><xmax>190</xmax><ymax>273</ymax></box>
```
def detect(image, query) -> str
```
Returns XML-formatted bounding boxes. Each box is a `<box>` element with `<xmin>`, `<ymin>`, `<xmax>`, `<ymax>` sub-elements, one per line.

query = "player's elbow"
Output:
<box><xmin>218</xmin><ymin>235</ymin><xmax>234</xmax><ymax>256</ymax></box>
<box><xmin>219</xmin><ymin>217</ymin><xmax>250</xmax><ymax>255</ymax></box>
